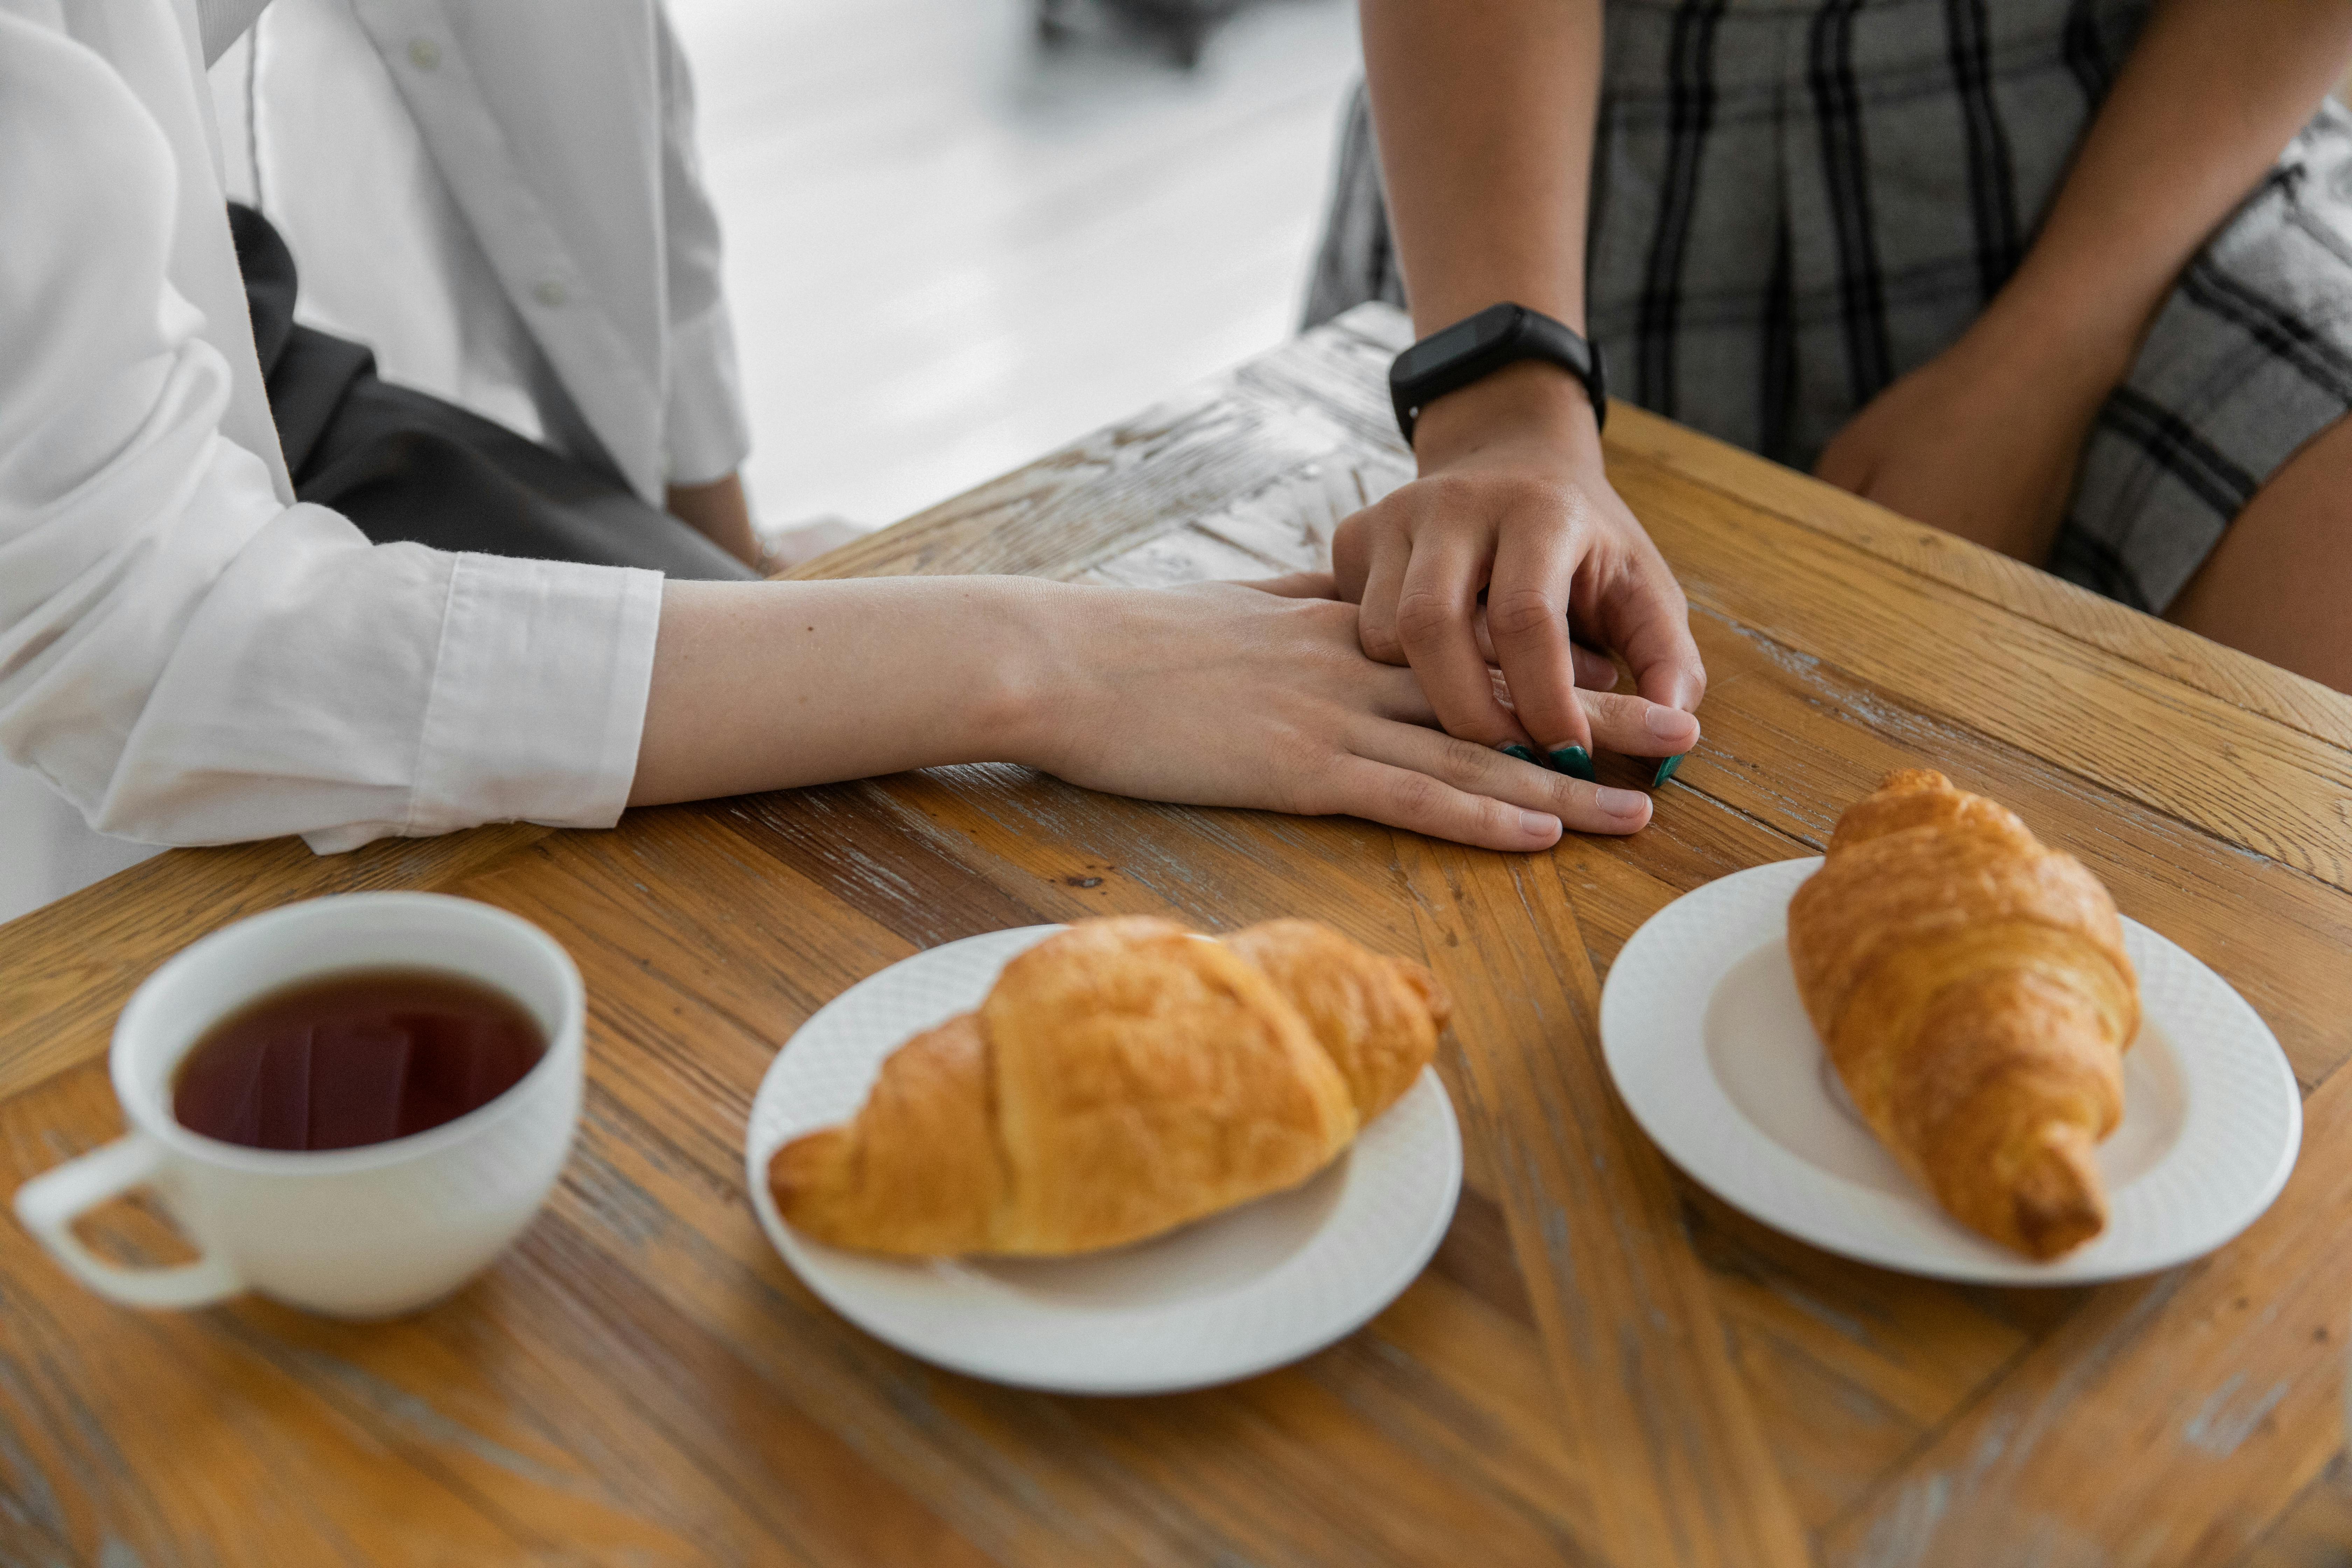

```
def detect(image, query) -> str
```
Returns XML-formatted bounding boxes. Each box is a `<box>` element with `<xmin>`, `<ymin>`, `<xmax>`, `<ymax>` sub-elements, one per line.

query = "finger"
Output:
<box><xmin>1599</xmin><ymin>548</ymin><xmax>1708</xmax><ymax>714</ymax></box>
<box><xmin>1352</xmin><ymin>520</ymin><xmax>1413</xmax><ymax>665</ymax></box>
<box><xmin>1430</xmin><ymin>663</ymin><xmax>1693</xmax><ymax>766</ymax></box>
<box><xmin>1575</xmin><ymin>687</ymin><xmax>1701</xmax><ymax>759</ymax></box>
<box><xmin>1482</xmin><ymin>671</ymin><xmax>1699</xmax><ymax>758</ymax></box>
<box><xmin>1332</xmin><ymin>508</ymin><xmax>1376</xmax><ymax>603</ymax></box>
<box><xmin>1316</xmin><ymin>755</ymin><xmax>1564</xmax><ymax>851</ymax></box>
<box><xmin>1474</xmin><ymin>608</ymin><xmax>1618</xmax><ymax>690</ymax></box>
<box><xmin>1351</xmin><ymin>720</ymin><xmax>1653</xmax><ymax>837</ymax></box>
<box><xmin>1395</xmin><ymin>536</ymin><xmax>1524</xmax><ymax>748</ymax></box>
<box><xmin>1486</xmin><ymin>523</ymin><xmax>1594</xmax><ymax>770</ymax></box>
<box><xmin>1573</xmin><ymin>642</ymin><xmax>1620</xmax><ymax>691</ymax></box>
<box><xmin>1370</xmin><ymin>663</ymin><xmax>1440</xmax><ymax>726</ymax></box>
<box><xmin>1231</xmin><ymin>570</ymin><xmax>1339</xmax><ymax>599</ymax></box>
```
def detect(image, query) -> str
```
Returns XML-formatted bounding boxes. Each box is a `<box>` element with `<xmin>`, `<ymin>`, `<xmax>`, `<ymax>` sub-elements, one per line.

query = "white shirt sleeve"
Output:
<box><xmin>192</xmin><ymin>0</ymin><xmax>266</xmax><ymax>64</ymax></box>
<box><xmin>0</xmin><ymin>12</ymin><xmax>663</xmax><ymax>855</ymax></box>
<box><xmin>654</xmin><ymin>0</ymin><xmax>751</xmax><ymax>489</ymax></box>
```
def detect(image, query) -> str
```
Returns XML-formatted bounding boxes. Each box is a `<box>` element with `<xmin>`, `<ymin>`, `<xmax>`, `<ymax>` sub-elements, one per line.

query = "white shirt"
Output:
<box><xmin>238</xmin><ymin>0</ymin><xmax>752</xmax><ymax>499</ymax></box>
<box><xmin>237</xmin><ymin>0</ymin><xmax>562</xmax><ymax>452</ymax></box>
<box><xmin>0</xmin><ymin>0</ymin><xmax>732</xmax><ymax>922</ymax></box>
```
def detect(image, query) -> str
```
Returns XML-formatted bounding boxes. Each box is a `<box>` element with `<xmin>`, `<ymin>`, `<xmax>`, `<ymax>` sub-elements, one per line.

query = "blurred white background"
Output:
<box><xmin>667</xmin><ymin>0</ymin><xmax>1362</xmax><ymax>531</ymax></box>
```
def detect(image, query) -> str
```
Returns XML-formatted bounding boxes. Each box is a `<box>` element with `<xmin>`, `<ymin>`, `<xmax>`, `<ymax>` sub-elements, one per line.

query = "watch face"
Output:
<box><xmin>1399</xmin><ymin>317</ymin><xmax>1483</xmax><ymax>380</ymax></box>
<box><xmin>1396</xmin><ymin>303</ymin><xmax>1517</xmax><ymax>382</ymax></box>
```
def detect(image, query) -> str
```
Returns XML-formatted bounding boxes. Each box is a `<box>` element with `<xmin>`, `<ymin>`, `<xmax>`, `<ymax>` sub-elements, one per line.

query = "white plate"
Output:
<box><xmin>1600</xmin><ymin>859</ymin><xmax>2302</xmax><ymax>1283</ymax></box>
<box><xmin>744</xmin><ymin>925</ymin><xmax>1463</xmax><ymax>1393</ymax></box>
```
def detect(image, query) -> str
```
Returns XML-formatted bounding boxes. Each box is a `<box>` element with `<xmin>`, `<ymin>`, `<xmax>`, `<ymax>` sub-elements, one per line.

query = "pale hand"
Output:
<box><xmin>1017</xmin><ymin>579</ymin><xmax>1697</xmax><ymax>851</ymax></box>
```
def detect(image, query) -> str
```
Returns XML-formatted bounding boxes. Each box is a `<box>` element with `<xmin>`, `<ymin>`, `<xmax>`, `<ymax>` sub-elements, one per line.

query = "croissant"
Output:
<box><xmin>1786</xmin><ymin>770</ymin><xmax>2138</xmax><ymax>1259</ymax></box>
<box><xmin>769</xmin><ymin>916</ymin><xmax>1449</xmax><ymax>1256</ymax></box>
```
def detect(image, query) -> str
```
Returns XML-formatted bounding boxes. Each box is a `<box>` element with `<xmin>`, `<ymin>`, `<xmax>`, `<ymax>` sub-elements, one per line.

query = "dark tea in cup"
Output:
<box><xmin>172</xmin><ymin>968</ymin><xmax>546</xmax><ymax>1152</ymax></box>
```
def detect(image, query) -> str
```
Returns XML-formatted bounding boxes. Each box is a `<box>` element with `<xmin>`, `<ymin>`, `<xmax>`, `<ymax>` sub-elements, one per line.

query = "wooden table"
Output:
<box><xmin>6</xmin><ymin>303</ymin><xmax>2352</xmax><ymax>1568</ymax></box>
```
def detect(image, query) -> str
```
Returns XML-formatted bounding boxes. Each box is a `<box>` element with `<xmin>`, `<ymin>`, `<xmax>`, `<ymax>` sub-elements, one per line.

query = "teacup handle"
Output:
<box><xmin>14</xmin><ymin>1134</ymin><xmax>243</xmax><ymax>1309</ymax></box>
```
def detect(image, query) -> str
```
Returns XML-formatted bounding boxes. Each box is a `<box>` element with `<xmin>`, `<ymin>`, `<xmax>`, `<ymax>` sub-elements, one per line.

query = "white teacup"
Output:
<box><xmin>13</xmin><ymin>892</ymin><xmax>583</xmax><ymax>1318</ymax></box>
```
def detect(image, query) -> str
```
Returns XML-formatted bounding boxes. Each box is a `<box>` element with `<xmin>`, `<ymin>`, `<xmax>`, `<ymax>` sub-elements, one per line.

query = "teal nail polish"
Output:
<box><xmin>1548</xmin><ymin>745</ymin><xmax>1596</xmax><ymax>782</ymax></box>
<box><xmin>1501</xmin><ymin>744</ymin><xmax>1540</xmax><ymax>764</ymax></box>
<box><xmin>1651</xmin><ymin>752</ymin><xmax>1687</xmax><ymax>789</ymax></box>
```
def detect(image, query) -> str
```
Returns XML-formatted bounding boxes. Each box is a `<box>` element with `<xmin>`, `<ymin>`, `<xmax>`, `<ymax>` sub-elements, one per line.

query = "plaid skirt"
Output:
<box><xmin>1306</xmin><ymin>0</ymin><xmax>2352</xmax><ymax>614</ymax></box>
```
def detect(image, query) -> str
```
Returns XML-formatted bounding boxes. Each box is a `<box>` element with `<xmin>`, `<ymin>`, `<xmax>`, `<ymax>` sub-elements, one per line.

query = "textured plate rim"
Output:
<box><xmin>742</xmin><ymin>925</ymin><xmax>1465</xmax><ymax>1394</ymax></box>
<box><xmin>1598</xmin><ymin>858</ymin><xmax>2303</xmax><ymax>1284</ymax></box>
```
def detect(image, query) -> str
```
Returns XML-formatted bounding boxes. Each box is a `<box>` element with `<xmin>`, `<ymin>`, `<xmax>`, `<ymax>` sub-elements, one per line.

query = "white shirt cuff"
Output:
<box><xmin>303</xmin><ymin>553</ymin><xmax>663</xmax><ymax>852</ymax></box>
<box><xmin>664</xmin><ymin>301</ymin><xmax>753</xmax><ymax>488</ymax></box>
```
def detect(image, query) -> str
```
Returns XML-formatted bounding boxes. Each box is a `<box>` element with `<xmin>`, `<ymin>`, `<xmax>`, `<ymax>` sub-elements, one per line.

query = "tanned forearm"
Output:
<box><xmin>1812</xmin><ymin>0</ymin><xmax>2352</xmax><ymax>565</ymax></box>
<box><xmin>1359</xmin><ymin>0</ymin><xmax>1607</xmax><ymax>464</ymax></box>
<box><xmin>1361</xmin><ymin>0</ymin><xmax>1599</xmax><ymax>334</ymax></box>
<box><xmin>1971</xmin><ymin>0</ymin><xmax>2352</xmax><ymax>498</ymax></box>
<box><xmin>1345</xmin><ymin>0</ymin><xmax>1707</xmax><ymax>736</ymax></box>
<box><xmin>1996</xmin><ymin>0</ymin><xmax>2352</xmax><ymax>357</ymax></box>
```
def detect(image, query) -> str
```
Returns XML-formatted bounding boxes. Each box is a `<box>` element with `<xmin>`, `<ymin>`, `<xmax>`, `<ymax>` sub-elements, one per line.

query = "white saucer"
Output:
<box><xmin>1599</xmin><ymin>859</ymin><xmax>2302</xmax><ymax>1283</ymax></box>
<box><xmin>744</xmin><ymin>925</ymin><xmax>1463</xmax><ymax>1393</ymax></box>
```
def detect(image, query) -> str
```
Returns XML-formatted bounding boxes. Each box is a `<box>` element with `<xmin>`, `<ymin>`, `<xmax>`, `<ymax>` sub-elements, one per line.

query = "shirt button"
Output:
<box><xmin>533</xmin><ymin>279</ymin><xmax>568</xmax><ymax>308</ymax></box>
<box><xmin>406</xmin><ymin>37</ymin><xmax>441</xmax><ymax>69</ymax></box>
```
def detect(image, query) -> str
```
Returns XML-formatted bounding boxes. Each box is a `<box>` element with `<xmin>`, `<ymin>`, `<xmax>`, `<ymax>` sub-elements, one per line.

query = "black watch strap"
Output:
<box><xmin>1388</xmin><ymin>302</ymin><xmax>1608</xmax><ymax>446</ymax></box>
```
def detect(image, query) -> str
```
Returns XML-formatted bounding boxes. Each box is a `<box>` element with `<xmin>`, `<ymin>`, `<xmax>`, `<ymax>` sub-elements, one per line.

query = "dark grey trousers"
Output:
<box><xmin>230</xmin><ymin>203</ymin><xmax>754</xmax><ymax>582</ymax></box>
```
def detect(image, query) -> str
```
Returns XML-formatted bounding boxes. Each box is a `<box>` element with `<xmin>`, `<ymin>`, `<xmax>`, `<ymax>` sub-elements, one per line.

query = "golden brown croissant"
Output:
<box><xmin>1223</xmin><ymin>918</ymin><xmax>1447</xmax><ymax>1124</ymax></box>
<box><xmin>1786</xmin><ymin>770</ymin><xmax>2138</xmax><ymax>1259</ymax></box>
<box><xmin>769</xmin><ymin>916</ymin><xmax>1450</xmax><ymax>1256</ymax></box>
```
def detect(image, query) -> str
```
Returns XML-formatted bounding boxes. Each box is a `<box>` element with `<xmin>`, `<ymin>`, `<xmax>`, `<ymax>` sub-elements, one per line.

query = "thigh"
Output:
<box><xmin>2164</xmin><ymin>410</ymin><xmax>2352</xmax><ymax>691</ymax></box>
<box><xmin>2052</xmin><ymin>103</ymin><xmax>2352</xmax><ymax>620</ymax></box>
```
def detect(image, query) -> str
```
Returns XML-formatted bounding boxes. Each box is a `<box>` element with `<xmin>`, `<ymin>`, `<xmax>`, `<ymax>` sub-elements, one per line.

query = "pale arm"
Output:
<box><xmin>628</xmin><ymin>578</ymin><xmax>1047</xmax><ymax>801</ymax></box>
<box><xmin>625</xmin><ymin>575</ymin><xmax>1694</xmax><ymax>847</ymax></box>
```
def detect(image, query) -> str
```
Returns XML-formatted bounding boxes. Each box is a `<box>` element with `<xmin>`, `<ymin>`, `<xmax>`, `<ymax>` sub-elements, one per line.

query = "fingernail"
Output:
<box><xmin>1652</xmin><ymin>752</ymin><xmax>1687</xmax><ymax>789</ymax></box>
<box><xmin>1644</xmin><ymin>706</ymin><xmax>1697</xmax><ymax>741</ymax></box>
<box><xmin>1519</xmin><ymin>808</ymin><xmax>1559</xmax><ymax>837</ymax></box>
<box><xmin>1548</xmin><ymin>745</ymin><xmax>1595</xmax><ymax>781</ymax></box>
<box><xmin>1595</xmin><ymin>786</ymin><xmax>1647</xmax><ymax>816</ymax></box>
<box><xmin>1501</xmin><ymin>743</ymin><xmax>1539</xmax><ymax>764</ymax></box>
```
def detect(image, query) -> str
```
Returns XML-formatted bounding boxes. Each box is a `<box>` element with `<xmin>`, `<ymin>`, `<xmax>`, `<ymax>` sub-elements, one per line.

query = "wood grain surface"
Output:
<box><xmin>3</xmin><ymin>304</ymin><xmax>2348</xmax><ymax>1567</ymax></box>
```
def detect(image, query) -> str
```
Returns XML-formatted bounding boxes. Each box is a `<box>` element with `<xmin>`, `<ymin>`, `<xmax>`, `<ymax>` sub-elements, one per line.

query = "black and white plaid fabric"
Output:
<box><xmin>1307</xmin><ymin>0</ymin><xmax>2352</xmax><ymax>614</ymax></box>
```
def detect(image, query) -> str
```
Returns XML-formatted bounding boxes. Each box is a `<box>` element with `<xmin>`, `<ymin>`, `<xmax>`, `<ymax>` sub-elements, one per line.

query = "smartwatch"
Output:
<box><xmin>1388</xmin><ymin>302</ymin><xmax>1608</xmax><ymax>447</ymax></box>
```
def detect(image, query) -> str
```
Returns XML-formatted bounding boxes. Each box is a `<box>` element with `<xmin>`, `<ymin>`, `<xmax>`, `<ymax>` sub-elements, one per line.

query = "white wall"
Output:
<box><xmin>667</xmin><ymin>0</ymin><xmax>1363</xmax><ymax>530</ymax></box>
